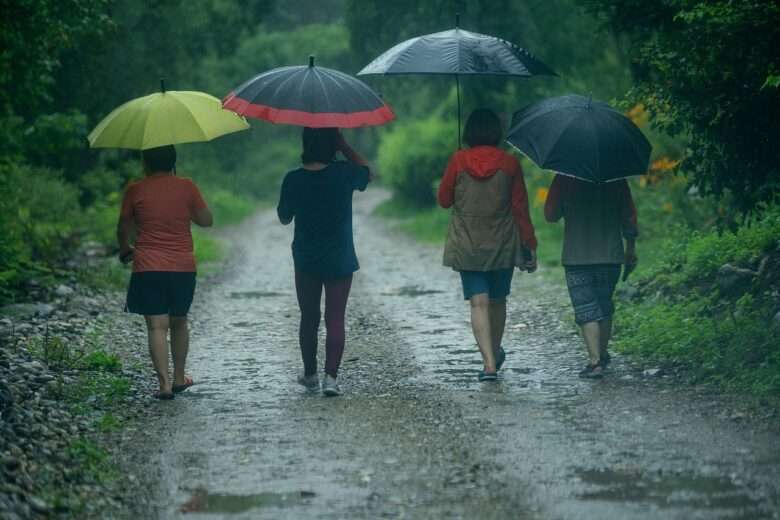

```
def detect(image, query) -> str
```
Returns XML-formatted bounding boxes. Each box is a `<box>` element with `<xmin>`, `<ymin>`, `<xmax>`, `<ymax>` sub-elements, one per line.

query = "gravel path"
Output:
<box><xmin>122</xmin><ymin>188</ymin><xmax>780</xmax><ymax>519</ymax></box>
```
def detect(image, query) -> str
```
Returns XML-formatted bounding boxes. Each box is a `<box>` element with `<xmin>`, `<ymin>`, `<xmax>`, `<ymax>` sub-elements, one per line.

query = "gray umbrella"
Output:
<box><xmin>506</xmin><ymin>94</ymin><xmax>652</xmax><ymax>183</ymax></box>
<box><xmin>358</xmin><ymin>14</ymin><xmax>555</xmax><ymax>145</ymax></box>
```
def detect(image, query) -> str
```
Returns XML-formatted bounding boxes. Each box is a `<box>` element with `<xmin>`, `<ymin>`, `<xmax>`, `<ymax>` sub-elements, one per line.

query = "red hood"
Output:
<box><xmin>454</xmin><ymin>146</ymin><xmax>512</xmax><ymax>178</ymax></box>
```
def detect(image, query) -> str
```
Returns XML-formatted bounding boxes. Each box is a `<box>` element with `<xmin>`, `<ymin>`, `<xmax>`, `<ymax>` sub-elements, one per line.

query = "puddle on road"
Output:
<box><xmin>381</xmin><ymin>285</ymin><xmax>444</xmax><ymax>297</ymax></box>
<box><xmin>180</xmin><ymin>489</ymin><xmax>316</xmax><ymax>513</ymax></box>
<box><xmin>575</xmin><ymin>468</ymin><xmax>760</xmax><ymax>512</ymax></box>
<box><xmin>229</xmin><ymin>291</ymin><xmax>285</xmax><ymax>299</ymax></box>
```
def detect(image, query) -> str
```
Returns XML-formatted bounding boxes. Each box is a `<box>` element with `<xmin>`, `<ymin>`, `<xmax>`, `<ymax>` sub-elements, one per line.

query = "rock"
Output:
<box><xmin>774</xmin><ymin>311</ymin><xmax>780</xmax><ymax>329</ymax></box>
<box><xmin>54</xmin><ymin>284</ymin><xmax>75</xmax><ymax>297</ymax></box>
<box><xmin>27</xmin><ymin>495</ymin><xmax>50</xmax><ymax>514</ymax></box>
<box><xmin>716</xmin><ymin>264</ymin><xmax>757</xmax><ymax>295</ymax></box>
<box><xmin>0</xmin><ymin>303</ymin><xmax>55</xmax><ymax>320</ymax></box>
<box><xmin>643</xmin><ymin>368</ymin><xmax>663</xmax><ymax>377</ymax></box>
<box><xmin>0</xmin><ymin>381</ymin><xmax>13</xmax><ymax>411</ymax></box>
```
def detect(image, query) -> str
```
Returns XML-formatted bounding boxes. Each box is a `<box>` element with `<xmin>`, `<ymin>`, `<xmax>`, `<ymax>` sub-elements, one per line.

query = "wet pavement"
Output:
<box><xmin>126</xmin><ymin>189</ymin><xmax>780</xmax><ymax>519</ymax></box>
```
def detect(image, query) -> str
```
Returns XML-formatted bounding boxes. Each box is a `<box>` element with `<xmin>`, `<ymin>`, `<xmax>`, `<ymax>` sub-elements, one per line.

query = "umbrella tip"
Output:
<box><xmin>309</xmin><ymin>55</ymin><xmax>315</xmax><ymax>68</ymax></box>
<box><xmin>160</xmin><ymin>79</ymin><xmax>166</xmax><ymax>94</ymax></box>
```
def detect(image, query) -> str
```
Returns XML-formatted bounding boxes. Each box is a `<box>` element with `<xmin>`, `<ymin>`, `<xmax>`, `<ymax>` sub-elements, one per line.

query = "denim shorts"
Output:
<box><xmin>459</xmin><ymin>269</ymin><xmax>514</xmax><ymax>300</ymax></box>
<box><xmin>564</xmin><ymin>264</ymin><xmax>621</xmax><ymax>324</ymax></box>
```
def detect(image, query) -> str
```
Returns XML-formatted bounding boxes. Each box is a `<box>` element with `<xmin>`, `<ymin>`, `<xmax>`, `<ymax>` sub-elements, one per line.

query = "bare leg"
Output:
<box><xmin>470</xmin><ymin>293</ymin><xmax>496</xmax><ymax>372</ymax></box>
<box><xmin>599</xmin><ymin>317</ymin><xmax>613</xmax><ymax>357</ymax></box>
<box><xmin>170</xmin><ymin>316</ymin><xmax>190</xmax><ymax>387</ymax></box>
<box><xmin>488</xmin><ymin>298</ymin><xmax>507</xmax><ymax>358</ymax></box>
<box><xmin>145</xmin><ymin>314</ymin><xmax>171</xmax><ymax>394</ymax></box>
<box><xmin>580</xmin><ymin>321</ymin><xmax>602</xmax><ymax>366</ymax></box>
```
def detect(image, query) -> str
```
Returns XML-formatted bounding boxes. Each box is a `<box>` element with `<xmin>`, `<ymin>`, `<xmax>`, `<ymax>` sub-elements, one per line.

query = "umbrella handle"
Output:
<box><xmin>456</xmin><ymin>74</ymin><xmax>462</xmax><ymax>149</ymax></box>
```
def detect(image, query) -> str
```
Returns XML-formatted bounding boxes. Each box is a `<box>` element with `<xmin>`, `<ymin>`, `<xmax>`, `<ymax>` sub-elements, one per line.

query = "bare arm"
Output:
<box><xmin>192</xmin><ymin>207</ymin><xmax>213</xmax><ymax>227</ymax></box>
<box><xmin>116</xmin><ymin>215</ymin><xmax>134</xmax><ymax>263</ymax></box>
<box><xmin>544</xmin><ymin>175</ymin><xmax>564</xmax><ymax>222</ymax></box>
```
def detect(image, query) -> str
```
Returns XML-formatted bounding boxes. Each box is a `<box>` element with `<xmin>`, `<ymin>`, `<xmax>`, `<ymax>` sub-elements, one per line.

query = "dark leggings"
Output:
<box><xmin>294</xmin><ymin>271</ymin><xmax>353</xmax><ymax>378</ymax></box>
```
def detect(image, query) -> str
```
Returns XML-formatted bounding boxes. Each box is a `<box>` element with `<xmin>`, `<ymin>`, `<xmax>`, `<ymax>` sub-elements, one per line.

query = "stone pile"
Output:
<box><xmin>0</xmin><ymin>287</ymin><xmax>140</xmax><ymax>519</ymax></box>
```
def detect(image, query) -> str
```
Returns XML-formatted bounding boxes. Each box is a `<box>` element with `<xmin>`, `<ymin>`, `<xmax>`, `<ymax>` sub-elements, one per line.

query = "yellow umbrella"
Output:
<box><xmin>88</xmin><ymin>85</ymin><xmax>250</xmax><ymax>150</ymax></box>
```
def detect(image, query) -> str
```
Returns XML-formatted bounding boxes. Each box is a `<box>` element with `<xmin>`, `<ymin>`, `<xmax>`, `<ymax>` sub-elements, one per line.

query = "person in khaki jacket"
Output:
<box><xmin>544</xmin><ymin>174</ymin><xmax>639</xmax><ymax>378</ymax></box>
<box><xmin>438</xmin><ymin>108</ymin><xmax>538</xmax><ymax>381</ymax></box>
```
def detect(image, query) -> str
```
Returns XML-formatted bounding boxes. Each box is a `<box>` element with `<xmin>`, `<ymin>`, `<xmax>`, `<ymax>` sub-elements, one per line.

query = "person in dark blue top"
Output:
<box><xmin>277</xmin><ymin>127</ymin><xmax>370</xmax><ymax>397</ymax></box>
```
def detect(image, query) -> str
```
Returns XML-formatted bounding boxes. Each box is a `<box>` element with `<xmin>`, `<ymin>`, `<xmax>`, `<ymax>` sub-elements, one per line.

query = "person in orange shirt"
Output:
<box><xmin>438</xmin><ymin>109</ymin><xmax>537</xmax><ymax>382</ymax></box>
<box><xmin>117</xmin><ymin>145</ymin><xmax>213</xmax><ymax>399</ymax></box>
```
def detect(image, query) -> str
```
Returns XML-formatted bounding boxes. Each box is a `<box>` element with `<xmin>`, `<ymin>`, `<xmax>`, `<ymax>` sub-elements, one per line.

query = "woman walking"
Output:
<box><xmin>118</xmin><ymin>145</ymin><xmax>212</xmax><ymax>399</ymax></box>
<box><xmin>277</xmin><ymin>128</ymin><xmax>370</xmax><ymax>396</ymax></box>
<box><xmin>438</xmin><ymin>109</ymin><xmax>537</xmax><ymax>381</ymax></box>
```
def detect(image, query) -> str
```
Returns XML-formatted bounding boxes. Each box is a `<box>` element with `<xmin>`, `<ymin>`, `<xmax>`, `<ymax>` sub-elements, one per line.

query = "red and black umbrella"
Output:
<box><xmin>223</xmin><ymin>56</ymin><xmax>395</xmax><ymax>128</ymax></box>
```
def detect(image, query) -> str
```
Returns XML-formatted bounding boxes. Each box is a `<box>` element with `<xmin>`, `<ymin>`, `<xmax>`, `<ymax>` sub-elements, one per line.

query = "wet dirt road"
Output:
<box><xmin>128</xmin><ymin>189</ymin><xmax>780</xmax><ymax>519</ymax></box>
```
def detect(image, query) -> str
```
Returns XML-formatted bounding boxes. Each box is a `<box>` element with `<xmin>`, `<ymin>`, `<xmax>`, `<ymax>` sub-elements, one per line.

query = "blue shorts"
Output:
<box><xmin>459</xmin><ymin>269</ymin><xmax>514</xmax><ymax>300</ymax></box>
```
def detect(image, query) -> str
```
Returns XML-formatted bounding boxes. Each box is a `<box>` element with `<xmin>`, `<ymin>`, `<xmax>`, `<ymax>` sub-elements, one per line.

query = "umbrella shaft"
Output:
<box><xmin>456</xmin><ymin>75</ymin><xmax>462</xmax><ymax>149</ymax></box>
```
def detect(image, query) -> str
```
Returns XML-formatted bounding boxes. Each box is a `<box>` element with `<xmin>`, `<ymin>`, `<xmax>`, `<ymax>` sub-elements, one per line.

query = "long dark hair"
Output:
<box><xmin>463</xmin><ymin>108</ymin><xmax>502</xmax><ymax>148</ymax></box>
<box><xmin>301</xmin><ymin>127</ymin><xmax>339</xmax><ymax>164</ymax></box>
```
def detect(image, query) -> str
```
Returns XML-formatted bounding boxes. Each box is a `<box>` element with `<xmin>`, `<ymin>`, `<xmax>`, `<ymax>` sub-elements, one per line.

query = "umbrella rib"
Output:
<box><xmin>115</xmin><ymin>95</ymin><xmax>156</xmax><ymax>148</ymax></box>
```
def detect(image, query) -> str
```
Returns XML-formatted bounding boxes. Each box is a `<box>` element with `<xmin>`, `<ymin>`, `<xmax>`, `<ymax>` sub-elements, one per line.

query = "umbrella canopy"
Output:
<box><xmin>358</xmin><ymin>15</ymin><xmax>555</xmax><ymax>145</ymax></box>
<box><xmin>506</xmin><ymin>94</ymin><xmax>652</xmax><ymax>183</ymax></box>
<box><xmin>222</xmin><ymin>56</ymin><xmax>395</xmax><ymax>128</ymax></box>
<box><xmin>88</xmin><ymin>85</ymin><xmax>249</xmax><ymax>150</ymax></box>
<box><xmin>357</xmin><ymin>26</ymin><xmax>555</xmax><ymax>77</ymax></box>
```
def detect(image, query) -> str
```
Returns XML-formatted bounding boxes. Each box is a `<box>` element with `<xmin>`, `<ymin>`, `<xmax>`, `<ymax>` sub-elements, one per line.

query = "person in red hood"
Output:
<box><xmin>438</xmin><ymin>108</ymin><xmax>538</xmax><ymax>382</ymax></box>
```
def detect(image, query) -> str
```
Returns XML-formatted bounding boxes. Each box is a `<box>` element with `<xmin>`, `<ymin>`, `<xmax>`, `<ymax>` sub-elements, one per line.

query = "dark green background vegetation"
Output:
<box><xmin>0</xmin><ymin>0</ymin><xmax>778</xmax><ymax>399</ymax></box>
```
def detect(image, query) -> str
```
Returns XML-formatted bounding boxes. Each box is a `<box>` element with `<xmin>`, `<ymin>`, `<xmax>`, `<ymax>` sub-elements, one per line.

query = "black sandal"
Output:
<box><xmin>578</xmin><ymin>364</ymin><xmax>604</xmax><ymax>379</ymax></box>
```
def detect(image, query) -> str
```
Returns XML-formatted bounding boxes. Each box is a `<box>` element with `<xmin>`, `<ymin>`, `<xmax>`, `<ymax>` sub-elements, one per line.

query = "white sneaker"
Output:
<box><xmin>297</xmin><ymin>373</ymin><xmax>319</xmax><ymax>391</ymax></box>
<box><xmin>322</xmin><ymin>375</ymin><xmax>341</xmax><ymax>397</ymax></box>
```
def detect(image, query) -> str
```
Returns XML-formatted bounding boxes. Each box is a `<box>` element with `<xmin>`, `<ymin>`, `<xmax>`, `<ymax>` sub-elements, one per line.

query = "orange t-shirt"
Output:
<box><xmin>120</xmin><ymin>175</ymin><xmax>208</xmax><ymax>273</ymax></box>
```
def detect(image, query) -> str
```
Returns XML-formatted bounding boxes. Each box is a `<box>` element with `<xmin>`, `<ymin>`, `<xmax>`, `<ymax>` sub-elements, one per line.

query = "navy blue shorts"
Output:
<box><xmin>126</xmin><ymin>271</ymin><xmax>197</xmax><ymax>316</ymax></box>
<box><xmin>564</xmin><ymin>264</ymin><xmax>621</xmax><ymax>324</ymax></box>
<box><xmin>459</xmin><ymin>269</ymin><xmax>514</xmax><ymax>300</ymax></box>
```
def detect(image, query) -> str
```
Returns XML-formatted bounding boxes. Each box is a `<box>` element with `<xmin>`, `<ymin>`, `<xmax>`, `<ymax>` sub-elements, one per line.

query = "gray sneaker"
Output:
<box><xmin>322</xmin><ymin>375</ymin><xmax>341</xmax><ymax>397</ymax></box>
<box><xmin>297</xmin><ymin>373</ymin><xmax>319</xmax><ymax>391</ymax></box>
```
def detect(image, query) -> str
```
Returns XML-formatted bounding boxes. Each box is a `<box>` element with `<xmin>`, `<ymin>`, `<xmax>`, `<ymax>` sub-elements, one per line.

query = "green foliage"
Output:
<box><xmin>581</xmin><ymin>0</ymin><xmax>780</xmax><ymax>212</ymax></box>
<box><xmin>65</xmin><ymin>439</ymin><xmax>118</xmax><ymax>483</ymax></box>
<box><xmin>0</xmin><ymin>163</ymin><xmax>81</xmax><ymax>300</ymax></box>
<box><xmin>377</xmin><ymin>117</ymin><xmax>453</xmax><ymax>207</ymax></box>
<box><xmin>0</xmin><ymin>0</ymin><xmax>113</xmax><ymax>115</ymax></box>
<box><xmin>193</xmin><ymin>229</ymin><xmax>226</xmax><ymax>264</ymax></box>
<box><xmin>82</xmin><ymin>350</ymin><xmax>122</xmax><ymax>372</ymax></box>
<box><xmin>375</xmin><ymin>197</ymin><xmax>450</xmax><ymax>243</ymax></box>
<box><xmin>644</xmin><ymin>203</ymin><xmax>780</xmax><ymax>289</ymax></box>
<box><xmin>615</xmin><ymin>203</ymin><xmax>780</xmax><ymax>400</ymax></box>
<box><xmin>206</xmin><ymin>189</ymin><xmax>259</xmax><ymax>226</ymax></box>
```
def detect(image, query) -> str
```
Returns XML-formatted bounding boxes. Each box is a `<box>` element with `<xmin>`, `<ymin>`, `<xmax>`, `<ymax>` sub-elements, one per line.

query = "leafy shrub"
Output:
<box><xmin>0</xmin><ymin>163</ymin><xmax>81</xmax><ymax>301</ymax></box>
<box><xmin>82</xmin><ymin>350</ymin><xmax>122</xmax><ymax>372</ymax></box>
<box><xmin>206</xmin><ymin>188</ymin><xmax>259</xmax><ymax>226</ymax></box>
<box><xmin>615</xmin><ymin>202</ymin><xmax>780</xmax><ymax>401</ymax></box>
<box><xmin>378</xmin><ymin>117</ymin><xmax>454</xmax><ymax>207</ymax></box>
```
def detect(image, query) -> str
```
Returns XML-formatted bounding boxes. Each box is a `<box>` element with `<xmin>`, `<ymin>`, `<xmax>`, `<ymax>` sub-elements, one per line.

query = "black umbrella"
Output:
<box><xmin>358</xmin><ymin>14</ymin><xmax>555</xmax><ymax>145</ymax></box>
<box><xmin>506</xmin><ymin>95</ymin><xmax>652</xmax><ymax>183</ymax></box>
<box><xmin>223</xmin><ymin>56</ymin><xmax>395</xmax><ymax>128</ymax></box>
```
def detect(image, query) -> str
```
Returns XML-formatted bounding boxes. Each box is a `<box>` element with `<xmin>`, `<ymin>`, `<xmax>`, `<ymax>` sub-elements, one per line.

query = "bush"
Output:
<box><xmin>615</xmin><ymin>203</ymin><xmax>780</xmax><ymax>401</ymax></box>
<box><xmin>0</xmin><ymin>163</ymin><xmax>82</xmax><ymax>301</ymax></box>
<box><xmin>377</xmin><ymin>117</ymin><xmax>454</xmax><ymax>207</ymax></box>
